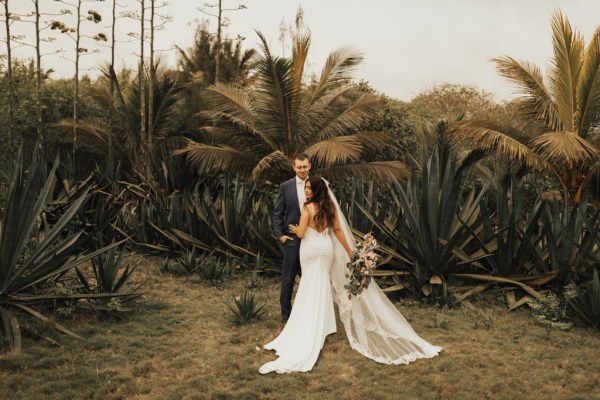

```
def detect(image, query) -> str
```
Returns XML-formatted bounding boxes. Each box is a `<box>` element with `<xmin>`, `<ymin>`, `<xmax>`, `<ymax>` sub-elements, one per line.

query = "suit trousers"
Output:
<box><xmin>280</xmin><ymin>238</ymin><xmax>301</xmax><ymax>320</ymax></box>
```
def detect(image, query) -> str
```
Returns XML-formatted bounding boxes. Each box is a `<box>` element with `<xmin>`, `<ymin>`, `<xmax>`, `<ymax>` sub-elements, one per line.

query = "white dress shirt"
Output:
<box><xmin>295</xmin><ymin>176</ymin><xmax>307</xmax><ymax>209</ymax></box>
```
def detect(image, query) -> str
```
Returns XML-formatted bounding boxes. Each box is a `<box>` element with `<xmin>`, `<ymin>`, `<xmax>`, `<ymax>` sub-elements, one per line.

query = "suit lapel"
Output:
<box><xmin>290</xmin><ymin>178</ymin><xmax>301</xmax><ymax>215</ymax></box>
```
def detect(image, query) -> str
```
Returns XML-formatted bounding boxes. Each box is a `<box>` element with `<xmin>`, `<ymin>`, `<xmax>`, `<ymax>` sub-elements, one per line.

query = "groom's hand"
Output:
<box><xmin>279</xmin><ymin>235</ymin><xmax>293</xmax><ymax>244</ymax></box>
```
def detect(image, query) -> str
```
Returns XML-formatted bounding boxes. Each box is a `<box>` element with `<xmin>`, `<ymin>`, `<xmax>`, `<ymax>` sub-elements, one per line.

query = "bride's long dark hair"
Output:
<box><xmin>305</xmin><ymin>176</ymin><xmax>335</xmax><ymax>229</ymax></box>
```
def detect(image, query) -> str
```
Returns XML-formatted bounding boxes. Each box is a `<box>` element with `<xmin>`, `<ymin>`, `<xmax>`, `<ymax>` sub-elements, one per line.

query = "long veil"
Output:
<box><xmin>327</xmin><ymin>184</ymin><xmax>442</xmax><ymax>364</ymax></box>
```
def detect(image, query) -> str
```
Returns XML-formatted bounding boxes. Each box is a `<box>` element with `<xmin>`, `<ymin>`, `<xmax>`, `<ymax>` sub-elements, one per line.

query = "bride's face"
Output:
<box><xmin>304</xmin><ymin>182</ymin><xmax>313</xmax><ymax>199</ymax></box>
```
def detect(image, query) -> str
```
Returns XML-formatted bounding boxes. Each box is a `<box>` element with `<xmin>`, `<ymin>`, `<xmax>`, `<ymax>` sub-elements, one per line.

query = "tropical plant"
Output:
<box><xmin>246</xmin><ymin>253</ymin><xmax>268</xmax><ymax>289</ymax></box>
<box><xmin>77</xmin><ymin>244</ymin><xmax>140</xmax><ymax>293</ymax></box>
<box><xmin>393</xmin><ymin>148</ymin><xmax>489</xmax><ymax>303</ymax></box>
<box><xmin>225</xmin><ymin>290</ymin><xmax>267</xmax><ymax>325</ymax></box>
<box><xmin>178</xmin><ymin>30</ymin><xmax>408</xmax><ymax>184</ymax></box>
<box><xmin>478</xmin><ymin>173</ymin><xmax>544</xmax><ymax>276</ymax></box>
<box><xmin>448</xmin><ymin>11</ymin><xmax>600</xmax><ymax>205</ymax></box>
<box><xmin>199</xmin><ymin>255</ymin><xmax>232</xmax><ymax>285</ymax></box>
<box><xmin>569</xmin><ymin>268</ymin><xmax>600</xmax><ymax>329</ymax></box>
<box><xmin>0</xmin><ymin>146</ymin><xmax>122</xmax><ymax>353</ymax></box>
<box><xmin>538</xmin><ymin>195</ymin><xmax>600</xmax><ymax>290</ymax></box>
<box><xmin>175</xmin><ymin>20</ymin><xmax>256</xmax><ymax>87</ymax></box>
<box><xmin>59</xmin><ymin>63</ymin><xmax>185</xmax><ymax>179</ymax></box>
<box><xmin>177</xmin><ymin>247</ymin><xmax>200</xmax><ymax>276</ymax></box>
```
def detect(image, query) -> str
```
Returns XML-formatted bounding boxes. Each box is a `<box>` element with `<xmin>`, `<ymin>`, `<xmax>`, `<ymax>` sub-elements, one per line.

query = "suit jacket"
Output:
<box><xmin>273</xmin><ymin>177</ymin><xmax>302</xmax><ymax>240</ymax></box>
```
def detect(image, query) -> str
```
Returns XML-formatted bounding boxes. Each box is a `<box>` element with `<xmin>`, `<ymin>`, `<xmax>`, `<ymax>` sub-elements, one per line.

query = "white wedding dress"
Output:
<box><xmin>259</xmin><ymin>226</ymin><xmax>336</xmax><ymax>374</ymax></box>
<box><xmin>259</xmin><ymin>187</ymin><xmax>442</xmax><ymax>374</ymax></box>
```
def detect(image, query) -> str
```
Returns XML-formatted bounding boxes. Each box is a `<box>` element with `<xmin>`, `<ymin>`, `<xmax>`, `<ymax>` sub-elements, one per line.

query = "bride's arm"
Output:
<box><xmin>332</xmin><ymin>213</ymin><xmax>353</xmax><ymax>259</ymax></box>
<box><xmin>289</xmin><ymin>205</ymin><xmax>310</xmax><ymax>238</ymax></box>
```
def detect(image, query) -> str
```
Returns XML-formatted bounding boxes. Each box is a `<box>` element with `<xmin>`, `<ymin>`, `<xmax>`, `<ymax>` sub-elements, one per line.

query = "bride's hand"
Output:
<box><xmin>289</xmin><ymin>224</ymin><xmax>298</xmax><ymax>234</ymax></box>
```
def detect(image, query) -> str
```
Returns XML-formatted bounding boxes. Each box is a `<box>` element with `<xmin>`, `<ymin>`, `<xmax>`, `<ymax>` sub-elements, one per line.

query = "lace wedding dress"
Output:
<box><xmin>259</xmin><ymin>186</ymin><xmax>442</xmax><ymax>374</ymax></box>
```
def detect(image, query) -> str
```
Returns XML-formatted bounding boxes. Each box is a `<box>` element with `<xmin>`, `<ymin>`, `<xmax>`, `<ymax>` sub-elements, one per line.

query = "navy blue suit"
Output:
<box><xmin>273</xmin><ymin>177</ymin><xmax>303</xmax><ymax>320</ymax></box>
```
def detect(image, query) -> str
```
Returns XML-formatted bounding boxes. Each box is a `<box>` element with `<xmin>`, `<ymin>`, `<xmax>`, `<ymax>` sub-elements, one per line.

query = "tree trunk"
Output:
<box><xmin>34</xmin><ymin>0</ymin><xmax>43</xmax><ymax>144</ymax></box>
<box><xmin>147</xmin><ymin>0</ymin><xmax>154</xmax><ymax>180</ymax></box>
<box><xmin>73</xmin><ymin>0</ymin><xmax>82</xmax><ymax>177</ymax></box>
<box><xmin>108</xmin><ymin>0</ymin><xmax>116</xmax><ymax>173</ymax></box>
<box><xmin>3</xmin><ymin>0</ymin><xmax>14</xmax><ymax>140</ymax></box>
<box><xmin>139</xmin><ymin>0</ymin><xmax>146</xmax><ymax>177</ymax></box>
<box><xmin>215</xmin><ymin>0</ymin><xmax>222</xmax><ymax>84</ymax></box>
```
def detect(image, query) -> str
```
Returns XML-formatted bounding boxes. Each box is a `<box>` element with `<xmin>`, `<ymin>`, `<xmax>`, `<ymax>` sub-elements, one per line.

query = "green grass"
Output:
<box><xmin>1</xmin><ymin>256</ymin><xmax>600</xmax><ymax>399</ymax></box>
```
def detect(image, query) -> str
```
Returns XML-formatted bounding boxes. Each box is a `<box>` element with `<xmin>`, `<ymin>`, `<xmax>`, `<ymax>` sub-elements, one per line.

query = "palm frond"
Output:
<box><xmin>150</xmin><ymin>71</ymin><xmax>184</xmax><ymax>139</ymax></box>
<box><xmin>304</xmin><ymin>136</ymin><xmax>362</xmax><ymax>167</ymax></box>
<box><xmin>447</xmin><ymin>120</ymin><xmax>538</xmax><ymax>167</ymax></box>
<box><xmin>200</xmin><ymin>84</ymin><xmax>276</xmax><ymax>150</ymax></box>
<box><xmin>176</xmin><ymin>141</ymin><xmax>256</xmax><ymax>176</ymax></box>
<box><xmin>291</xmin><ymin>30</ymin><xmax>311</xmax><ymax>105</ymax></box>
<box><xmin>57</xmin><ymin>119</ymin><xmax>109</xmax><ymax>145</ymax></box>
<box><xmin>577</xmin><ymin>27</ymin><xmax>600</xmax><ymax>138</ymax></box>
<box><xmin>250</xmin><ymin>150</ymin><xmax>290</xmax><ymax>182</ymax></box>
<box><xmin>548</xmin><ymin>10</ymin><xmax>584</xmax><ymax>132</ymax></box>
<box><xmin>355</xmin><ymin>130</ymin><xmax>398</xmax><ymax>148</ymax></box>
<box><xmin>530</xmin><ymin>130</ymin><xmax>598</xmax><ymax>165</ymax></box>
<box><xmin>309</xmin><ymin>46</ymin><xmax>363</xmax><ymax>104</ymax></box>
<box><xmin>320</xmin><ymin>161</ymin><xmax>409</xmax><ymax>184</ymax></box>
<box><xmin>493</xmin><ymin>56</ymin><xmax>561</xmax><ymax>131</ymax></box>
<box><xmin>253</xmin><ymin>31</ymin><xmax>295</xmax><ymax>149</ymax></box>
<box><xmin>313</xmin><ymin>92</ymin><xmax>382</xmax><ymax>142</ymax></box>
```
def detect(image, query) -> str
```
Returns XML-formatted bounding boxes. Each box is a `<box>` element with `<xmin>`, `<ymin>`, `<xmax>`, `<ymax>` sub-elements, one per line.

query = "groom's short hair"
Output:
<box><xmin>295</xmin><ymin>152</ymin><xmax>310</xmax><ymax>163</ymax></box>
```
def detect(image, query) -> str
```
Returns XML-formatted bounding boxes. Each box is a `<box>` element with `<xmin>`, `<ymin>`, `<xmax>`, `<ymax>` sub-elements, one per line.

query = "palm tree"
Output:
<box><xmin>448</xmin><ymin>11</ymin><xmax>600</xmax><ymax>205</ymax></box>
<box><xmin>59</xmin><ymin>62</ymin><xmax>185</xmax><ymax>178</ymax></box>
<box><xmin>175</xmin><ymin>22</ymin><xmax>256</xmax><ymax>87</ymax></box>
<box><xmin>178</xmin><ymin>30</ymin><xmax>408</xmax><ymax>184</ymax></box>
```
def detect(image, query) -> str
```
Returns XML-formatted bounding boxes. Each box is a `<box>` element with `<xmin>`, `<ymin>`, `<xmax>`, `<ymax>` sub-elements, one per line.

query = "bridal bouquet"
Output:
<box><xmin>345</xmin><ymin>233</ymin><xmax>380</xmax><ymax>299</ymax></box>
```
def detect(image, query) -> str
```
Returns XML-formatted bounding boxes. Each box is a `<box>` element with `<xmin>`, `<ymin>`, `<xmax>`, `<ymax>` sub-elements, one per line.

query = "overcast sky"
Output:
<box><xmin>5</xmin><ymin>0</ymin><xmax>600</xmax><ymax>102</ymax></box>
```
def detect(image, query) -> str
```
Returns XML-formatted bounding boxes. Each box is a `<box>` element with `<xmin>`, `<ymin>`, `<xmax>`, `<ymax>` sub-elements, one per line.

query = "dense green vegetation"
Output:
<box><xmin>0</xmin><ymin>8</ymin><xmax>599</xmax><ymax>400</ymax></box>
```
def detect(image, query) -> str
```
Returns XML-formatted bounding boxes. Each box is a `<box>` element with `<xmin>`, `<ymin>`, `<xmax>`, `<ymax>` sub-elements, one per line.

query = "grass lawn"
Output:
<box><xmin>1</xmin><ymin>255</ymin><xmax>599</xmax><ymax>400</ymax></box>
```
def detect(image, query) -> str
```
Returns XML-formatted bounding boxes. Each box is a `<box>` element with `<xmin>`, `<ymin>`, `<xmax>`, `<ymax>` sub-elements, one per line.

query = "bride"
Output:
<box><xmin>259</xmin><ymin>176</ymin><xmax>441</xmax><ymax>374</ymax></box>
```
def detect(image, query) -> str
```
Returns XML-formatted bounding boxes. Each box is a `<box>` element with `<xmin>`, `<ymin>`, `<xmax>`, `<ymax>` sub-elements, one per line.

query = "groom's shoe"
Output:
<box><xmin>282</xmin><ymin>318</ymin><xmax>288</xmax><ymax>325</ymax></box>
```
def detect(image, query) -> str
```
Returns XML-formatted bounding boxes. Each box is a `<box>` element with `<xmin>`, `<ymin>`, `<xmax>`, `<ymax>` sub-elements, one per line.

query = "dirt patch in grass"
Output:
<box><xmin>1</xmin><ymin>255</ymin><xmax>599</xmax><ymax>399</ymax></box>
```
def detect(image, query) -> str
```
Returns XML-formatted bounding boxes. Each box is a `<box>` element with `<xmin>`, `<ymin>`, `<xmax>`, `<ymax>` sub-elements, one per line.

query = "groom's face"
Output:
<box><xmin>293</xmin><ymin>158</ymin><xmax>311</xmax><ymax>180</ymax></box>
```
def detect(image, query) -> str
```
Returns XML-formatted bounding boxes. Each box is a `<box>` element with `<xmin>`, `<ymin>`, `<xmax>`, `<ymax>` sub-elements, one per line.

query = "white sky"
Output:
<box><xmin>4</xmin><ymin>0</ymin><xmax>600</xmax><ymax>102</ymax></box>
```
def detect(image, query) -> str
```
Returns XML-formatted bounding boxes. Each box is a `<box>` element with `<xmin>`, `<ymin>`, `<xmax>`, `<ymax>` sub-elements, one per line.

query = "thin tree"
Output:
<box><xmin>198</xmin><ymin>0</ymin><xmax>246</xmax><ymax>84</ymax></box>
<box><xmin>147</xmin><ymin>0</ymin><xmax>170</xmax><ymax>179</ymax></box>
<box><xmin>0</xmin><ymin>0</ymin><xmax>15</xmax><ymax>139</ymax></box>
<box><xmin>9</xmin><ymin>1</ymin><xmax>66</xmax><ymax>144</ymax></box>
<box><xmin>50</xmin><ymin>0</ymin><xmax>106</xmax><ymax>174</ymax></box>
<box><xmin>126</xmin><ymin>0</ymin><xmax>171</xmax><ymax>179</ymax></box>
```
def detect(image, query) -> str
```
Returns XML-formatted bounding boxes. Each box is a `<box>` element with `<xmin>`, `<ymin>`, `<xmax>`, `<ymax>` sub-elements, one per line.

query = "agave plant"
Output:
<box><xmin>478</xmin><ymin>173</ymin><xmax>545</xmax><ymax>276</ymax></box>
<box><xmin>569</xmin><ymin>268</ymin><xmax>600</xmax><ymax>329</ymax></box>
<box><xmin>176</xmin><ymin>247</ymin><xmax>200</xmax><ymax>276</ymax></box>
<box><xmin>225</xmin><ymin>290</ymin><xmax>267</xmax><ymax>325</ymax></box>
<box><xmin>0</xmin><ymin>146</ymin><xmax>123</xmax><ymax>353</ymax></box>
<box><xmin>75</xmin><ymin>242</ymin><xmax>142</xmax><ymax>308</ymax></box>
<box><xmin>199</xmin><ymin>255</ymin><xmax>232</xmax><ymax>285</ymax></box>
<box><xmin>393</xmin><ymin>148</ymin><xmax>490</xmax><ymax>302</ymax></box>
<box><xmin>538</xmin><ymin>195</ymin><xmax>600</xmax><ymax>290</ymax></box>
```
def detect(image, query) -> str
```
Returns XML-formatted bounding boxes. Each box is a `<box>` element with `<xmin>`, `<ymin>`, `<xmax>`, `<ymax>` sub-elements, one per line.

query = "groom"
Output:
<box><xmin>273</xmin><ymin>153</ymin><xmax>311</xmax><ymax>323</ymax></box>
